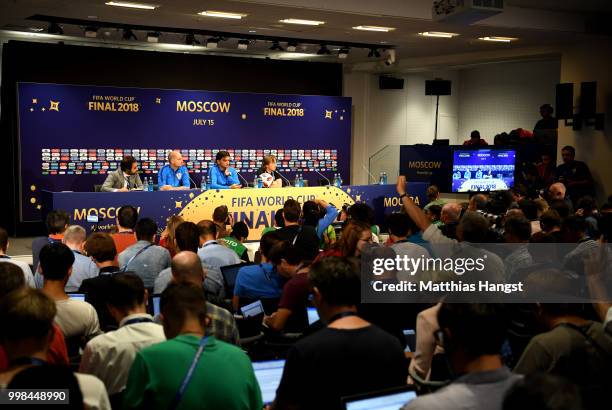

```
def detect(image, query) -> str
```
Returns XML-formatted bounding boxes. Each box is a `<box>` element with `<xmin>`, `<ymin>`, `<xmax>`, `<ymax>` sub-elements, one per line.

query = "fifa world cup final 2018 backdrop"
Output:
<box><xmin>17</xmin><ymin>82</ymin><xmax>352</xmax><ymax>222</ymax></box>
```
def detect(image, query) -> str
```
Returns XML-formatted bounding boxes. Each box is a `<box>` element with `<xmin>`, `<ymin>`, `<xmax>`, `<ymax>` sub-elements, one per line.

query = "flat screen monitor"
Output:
<box><xmin>152</xmin><ymin>295</ymin><xmax>161</xmax><ymax>317</ymax></box>
<box><xmin>342</xmin><ymin>386</ymin><xmax>417</xmax><ymax>410</ymax></box>
<box><xmin>253</xmin><ymin>360</ymin><xmax>285</xmax><ymax>405</ymax></box>
<box><xmin>451</xmin><ymin>149</ymin><xmax>516</xmax><ymax>192</ymax></box>
<box><xmin>221</xmin><ymin>263</ymin><xmax>254</xmax><ymax>293</ymax></box>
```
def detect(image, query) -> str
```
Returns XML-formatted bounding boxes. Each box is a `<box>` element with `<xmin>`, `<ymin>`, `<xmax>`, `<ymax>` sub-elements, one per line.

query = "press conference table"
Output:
<box><xmin>42</xmin><ymin>183</ymin><xmax>428</xmax><ymax>239</ymax></box>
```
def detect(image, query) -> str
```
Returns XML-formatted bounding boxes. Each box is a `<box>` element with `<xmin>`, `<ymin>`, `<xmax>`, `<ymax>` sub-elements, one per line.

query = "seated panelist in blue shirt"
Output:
<box><xmin>210</xmin><ymin>150</ymin><xmax>242</xmax><ymax>190</ymax></box>
<box><xmin>158</xmin><ymin>150</ymin><xmax>190</xmax><ymax>191</ymax></box>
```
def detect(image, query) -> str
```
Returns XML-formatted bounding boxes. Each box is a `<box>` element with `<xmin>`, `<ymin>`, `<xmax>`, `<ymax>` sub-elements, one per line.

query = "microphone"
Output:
<box><xmin>314</xmin><ymin>170</ymin><xmax>331</xmax><ymax>186</ymax></box>
<box><xmin>274</xmin><ymin>170</ymin><xmax>292</xmax><ymax>187</ymax></box>
<box><xmin>234</xmin><ymin>170</ymin><xmax>250</xmax><ymax>187</ymax></box>
<box><xmin>361</xmin><ymin>165</ymin><xmax>377</xmax><ymax>184</ymax></box>
<box><xmin>187</xmin><ymin>173</ymin><xmax>200</xmax><ymax>189</ymax></box>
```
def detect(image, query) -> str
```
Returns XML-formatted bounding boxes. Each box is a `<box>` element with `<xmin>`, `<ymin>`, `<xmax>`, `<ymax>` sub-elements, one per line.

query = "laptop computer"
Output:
<box><xmin>240</xmin><ymin>299</ymin><xmax>264</xmax><ymax>318</ymax></box>
<box><xmin>307</xmin><ymin>307</ymin><xmax>320</xmax><ymax>325</ymax></box>
<box><xmin>342</xmin><ymin>386</ymin><xmax>417</xmax><ymax>410</ymax></box>
<box><xmin>67</xmin><ymin>293</ymin><xmax>86</xmax><ymax>302</ymax></box>
<box><xmin>221</xmin><ymin>262</ymin><xmax>254</xmax><ymax>295</ymax></box>
<box><xmin>252</xmin><ymin>360</ymin><xmax>285</xmax><ymax>405</ymax></box>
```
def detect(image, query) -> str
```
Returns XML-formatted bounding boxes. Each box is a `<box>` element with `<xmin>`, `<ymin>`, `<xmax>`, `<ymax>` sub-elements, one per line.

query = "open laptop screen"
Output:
<box><xmin>343</xmin><ymin>386</ymin><xmax>417</xmax><ymax>410</ymax></box>
<box><xmin>253</xmin><ymin>360</ymin><xmax>285</xmax><ymax>405</ymax></box>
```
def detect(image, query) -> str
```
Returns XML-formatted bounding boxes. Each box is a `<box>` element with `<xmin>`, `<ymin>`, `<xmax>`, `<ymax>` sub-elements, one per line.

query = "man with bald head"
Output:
<box><xmin>157</xmin><ymin>150</ymin><xmax>190</xmax><ymax>190</ymax></box>
<box><xmin>440</xmin><ymin>202</ymin><xmax>462</xmax><ymax>240</ymax></box>
<box><xmin>168</xmin><ymin>251</ymin><xmax>239</xmax><ymax>344</ymax></box>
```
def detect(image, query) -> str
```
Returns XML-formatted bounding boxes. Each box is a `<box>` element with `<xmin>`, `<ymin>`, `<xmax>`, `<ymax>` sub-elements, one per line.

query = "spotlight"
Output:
<box><xmin>384</xmin><ymin>49</ymin><xmax>396</xmax><ymax>66</ymax></box>
<box><xmin>368</xmin><ymin>48</ymin><xmax>381</xmax><ymax>58</ymax></box>
<box><xmin>206</xmin><ymin>37</ymin><xmax>219</xmax><ymax>48</ymax></box>
<box><xmin>84</xmin><ymin>26</ymin><xmax>98</xmax><ymax>38</ymax></box>
<box><xmin>270</xmin><ymin>41</ymin><xmax>284</xmax><ymax>51</ymax></box>
<box><xmin>338</xmin><ymin>47</ymin><xmax>349</xmax><ymax>59</ymax></box>
<box><xmin>237</xmin><ymin>39</ymin><xmax>250</xmax><ymax>50</ymax></box>
<box><xmin>147</xmin><ymin>31</ymin><xmax>160</xmax><ymax>43</ymax></box>
<box><xmin>317</xmin><ymin>44</ymin><xmax>331</xmax><ymax>55</ymax></box>
<box><xmin>122</xmin><ymin>28</ymin><xmax>137</xmax><ymax>41</ymax></box>
<box><xmin>47</xmin><ymin>22</ymin><xmax>64</xmax><ymax>35</ymax></box>
<box><xmin>286</xmin><ymin>41</ymin><xmax>298</xmax><ymax>52</ymax></box>
<box><xmin>185</xmin><ymin>33</ymin><xmax>200</xmax><ymax>45</ymax></box>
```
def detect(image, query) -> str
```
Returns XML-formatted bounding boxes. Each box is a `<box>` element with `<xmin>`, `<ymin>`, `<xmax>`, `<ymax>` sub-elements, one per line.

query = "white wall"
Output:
<box><xmin>457</xmin><ymin>59</ymin><xmax>560</xmax><ymax>141</ymax></box>
<box><xmin>559</xmin><ymin>42</ymin><xmax>612</xmax><ymax>202</ymax></box>
<box><xmin>345</xmin><ymin>58</ymin><xmax>560</xmax><ymax>185</ymax></box>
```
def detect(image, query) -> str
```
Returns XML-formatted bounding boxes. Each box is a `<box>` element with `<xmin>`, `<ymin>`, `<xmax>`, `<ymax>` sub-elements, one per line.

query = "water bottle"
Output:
<box><xmin>206</xmin><ymin>174</ymin><xmax>212</xmax><ymax>188</ymax></box>
<box><xmin>379</xmin><ymin>172</ymin><xmax>385</xmax><ymax>185</ymax></box>
<box><xmin>294</xmin><ymin>174</ymin><xmax>300</xmax><ymax>187</ymax></box>
<box><xmin>200</xmin><ymin>175</ymin><xmax>207</xmax><ymax>191</ymax></box>
<box><xmin>149</xmin><ymin>177</ymin><xmax>154</xmax><ymax>191</ymax></box>
<box><xmin>143</xmin><ymin>177</ymin><xmax>149</xmax><ymax>192</ymax></box>
<box><xmin>332</xmin><ymin>173</ymin><xmax>338</xmax><ymax>187</ymax></box>
<box><xmin>299</xmin><ymin>174</ymin><xmax>304</xmax><ymax>187</ymax></box>
<box><xmin>253</xmin><ymin>175</ymin><xmax>259</xmax><ymax>189</ymax></box>
<box><xmin>336</xmin><ymin>173</ymin><xmax>342</xmax><ymax>188</ymax></box>
<box><xmin>257</xmin><ymin>176</ymin><xmax>263</xmax><ymax>189</ymax></box>
<box><xmin>383</xmin><ymin>172</ymin><xmax>388</xmax><ymax>185</ymax></box>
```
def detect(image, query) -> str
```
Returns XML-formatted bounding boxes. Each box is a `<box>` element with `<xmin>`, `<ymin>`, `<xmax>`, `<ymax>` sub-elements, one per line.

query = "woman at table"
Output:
<box><xmin>257</xmin><ymin>155</ymin><xmax>283</xmax><ymax>188</ymax></box>
<box><xmin>209</xmin><ymin>150</ymin><xmax>242</xmax><ymax>189</ymax></box>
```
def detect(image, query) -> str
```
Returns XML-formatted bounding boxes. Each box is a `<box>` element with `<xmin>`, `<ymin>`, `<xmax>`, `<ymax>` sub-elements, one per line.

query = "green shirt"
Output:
<box><xmin>261</xmin><ymin>226</ymin><xmax>278</xmax><ymax>236</ymax></box>
<box><xmin>423</xmin><ymin>198</ymin><xmax>447</xmax><ymax>211</ymax></box>
<box><xmin>220</xmin><ymin>236</ymin><xmax>248</xmax><ymax>260</ymax></box>
<box><xmin>123</xmin><ymin>335</ymin><xmax>262</xmax><ymax>410</ymax></box>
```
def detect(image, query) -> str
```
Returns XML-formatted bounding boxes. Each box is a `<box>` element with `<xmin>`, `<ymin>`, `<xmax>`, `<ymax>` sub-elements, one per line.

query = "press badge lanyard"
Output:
<box><xmin>122</xmin><ymin>244</ymin><xmax>153</xmax><ymax>272</ymax></box>
<box><xmin>122</xmin><ymin>317</ymin><xmax>154</xmax><ymax>327</ymax></box>
<box><xmin>169</xmin><ymin>336</ymin><xmax>209</xmax><ymax>410</ymax></box>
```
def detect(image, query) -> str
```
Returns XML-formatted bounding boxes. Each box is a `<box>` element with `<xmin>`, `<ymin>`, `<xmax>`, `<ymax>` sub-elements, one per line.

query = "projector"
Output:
<box><xmin>433</xmin><ymin>0</ymin><xmax>504</xmax><ymax>24</ymax></box>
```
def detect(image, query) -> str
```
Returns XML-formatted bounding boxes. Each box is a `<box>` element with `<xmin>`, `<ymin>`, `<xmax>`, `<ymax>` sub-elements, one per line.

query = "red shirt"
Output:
<box><xmin>111</xmin><ymin>231</ymin><xmax>137</xmax><ymax>264</ymax></box>
<box><xmin>0</xmin><ymin>323</ymin><xmax>69</xmax><ymax>370</ymax></box>
<box><xmin>463</xmin><ymin>138</ymin><xmax>488</xmax><ymax>146</ymax></box>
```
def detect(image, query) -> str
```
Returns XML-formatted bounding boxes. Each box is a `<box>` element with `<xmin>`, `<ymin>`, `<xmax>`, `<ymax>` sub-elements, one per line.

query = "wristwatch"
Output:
<box><xmin>399</xmin><ymin>193</ymin><xmax>407</xmax><ymax>199</ymax></box>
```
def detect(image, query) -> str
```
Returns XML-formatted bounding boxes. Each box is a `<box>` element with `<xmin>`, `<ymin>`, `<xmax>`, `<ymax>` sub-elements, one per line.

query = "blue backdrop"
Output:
<box><xmin>18</xmin><ymin>83</ymin><xmax>351</xmax><ymax>221</ymax></box>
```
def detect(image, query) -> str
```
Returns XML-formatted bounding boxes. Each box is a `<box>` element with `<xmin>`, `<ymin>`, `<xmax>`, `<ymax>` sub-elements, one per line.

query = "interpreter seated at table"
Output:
<box><xmin>157</xmin><ymin>150</ymin><xmax>190</xmax><ymax>191</ymax></box>
<box><xmin>101</xmin><ymin>155</ymin><xmax>143</xmax><ymax>192</ymax></box>
<box><xmin>257</xmin><ymin>154</ymin><xmax>283</xmax><ymax>188</ymax></box>
<box><xmin>209</xmin><ymin>150</ymin><xmax>242</xmax><ymax>190</ymax></box>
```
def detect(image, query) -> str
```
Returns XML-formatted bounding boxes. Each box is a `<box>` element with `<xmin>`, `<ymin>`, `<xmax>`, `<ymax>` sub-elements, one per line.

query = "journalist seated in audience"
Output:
<box><xmin>0</xmin><ymin>226</ymin><xmax>35</xmax><ymax>287</ymax></box>
<box><xmin>0</xmin><ymin>263</ymin><xmax>69</xmax><ymax>368</ymax></box>
<box><xmin>118</xmin><ymin>218</ymin><xmax>171</xmax><ymax>289</ymax></box>
<box><xmin>123</xmin><ymin>283</ymin><xmax>261</xmax><ymax>409</ymax></box>
<box><xmin>264</xmin><ymin>241</ymin><xmax>311</xmax><ymax>333</ymax></box>
<box><xmin>165</xmin><ymin>251</ymin><xmax>239</xmax><ymax>345</ymax></box>
<box><xmin>0</xmin><ymin>287</ymin><xmax>111</xmax><ymax>410</ymax></box>
<box><xmin>403</xmin><ymin>303</ymin><xmax>521</xmax><ymax>410</ymax></box>
<box><xmin>232</xmin><ymin>231</ymin><xmax>284</xmax><ymax>311</ymax></box>
<box><xmin>79</xmin><ymin>273</ymin><xmax>165</xmax><ymax>396</ymax></box>
<box><xmin>39</xmin><ymin>243</ymin><xmax>102</xmax><ymax>340</ymax></box>
<box><xmin>271</xmin><ymin>257</ymin><xmax>407</xmax><ymax>410</ymax></box>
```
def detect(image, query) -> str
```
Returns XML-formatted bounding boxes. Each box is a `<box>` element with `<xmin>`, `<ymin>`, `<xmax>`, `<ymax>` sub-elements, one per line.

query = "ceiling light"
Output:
<box><xmin>84</xmin><ymin>26</ymin><xmax>98</xmax><ymax>38</ymax></box>
<box><xmin>368</xmin><ymin>48</ymin><xmax>381</xmax><ymax>58</ymax></box>
<box><xmin>122</xmin><ymin>28</ymin><xmax>137</xmax><ymax>40</ymax></box>
<box><xmin>479</xmin><ymin>36</ymin><xmax>517</xmax><ymax>42</ymax></box>
<box><xmin>206</xmin><ymin>37</ymin><xmax>220</xmax><ymax>48</ymax></box>
<box><xmin>147</xmin><ymin>31</ymin><xmax>160</xmax><ymax>43</ymax></box>
<box><xmin>237</xmin><ymin>39</ymin><xmax>250</xmax><ymax>50</ymax></box>
<box><xmin>185</xmin><ymin>33</ymin><xmax>200</xmax><ymax>45</ymax></box>
<box><xmin>270</xmin><ymin>41</ymin><xmax>284</xmax><ymax>51</ymax></box>
<box><xmin>418</xmin><ymin>31</ymin><xmax>459</xmax><ymax>38</ymax></box>
<box><xmin>353</xmin><ymin>25</ymin><xmax>395</xmax><ymax>32</ymax></box>
<box><xmin>317</xmin><ymin>45</ymin><xmax>331</xmax><ymax>55</ymax></box>
<box><xmin>279</xmin><ymin>19</ymin><xmax>325</xmax><ymax>26</ymax></box>
<box><xmin>198</xmin><ymin>10</ymin><xmax>247</xmax><ymax>19</ymax></box>
<box><xmin>338</xmin><ymin>48</ymin><xmax>349</xmax><ymax>59</ymax></box>
<box><xmin>286</xmin><ymin>41</ymin><xmax>298</xmax><ymax>52</ymax></box>
<box><xmin>105</xmin><ymin>1</ymin><xmax>158</xmax><ymax>10</ymax></box>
